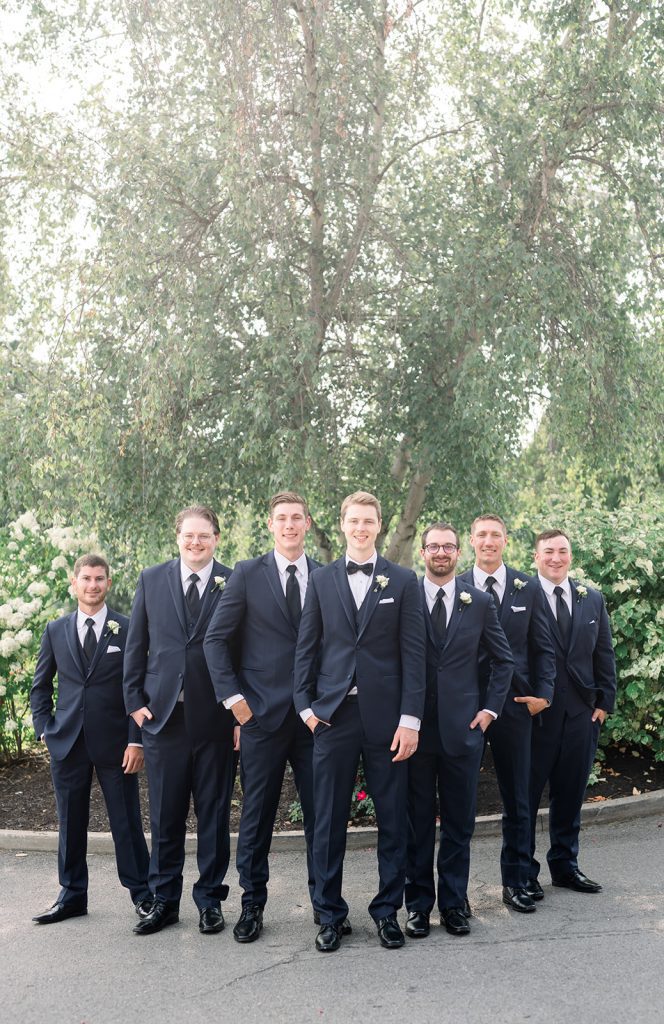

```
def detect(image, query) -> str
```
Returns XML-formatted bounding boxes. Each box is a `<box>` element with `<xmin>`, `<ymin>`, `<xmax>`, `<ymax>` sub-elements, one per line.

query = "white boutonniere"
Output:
<box><xmin>213</xmin><ymin>576</ymin><xmax>227</xmax><ymax>592</ymax></box>
<box><xmin>106</xmin><ymin>620</ymin><xmax>120</xmax><ymax>636</ymax></box>
<box><xmin>459</xmin><ymin>591</ymin><xmax>472</xmax><ymax>605</ymax></box>
<box><xmin>374</xmin><ymin>574</ymin><xmax>389</xmax><ymax>593</ymax></box>
<box><xmin>576</xmin><ymin>585</ymin><xmax>588</xmax><ymax>601</ymax></box>
<box><xmin>513</xmin><ymin>578</ymin><xmax>527</xmax><ymax>591</ymax></box>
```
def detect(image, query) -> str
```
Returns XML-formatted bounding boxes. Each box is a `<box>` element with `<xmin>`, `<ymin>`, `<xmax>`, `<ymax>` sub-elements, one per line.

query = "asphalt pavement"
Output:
<box><xmin>2</xmin><ymin>815</ymin><xmax>662</xmax><ymax>1024</ymax></box>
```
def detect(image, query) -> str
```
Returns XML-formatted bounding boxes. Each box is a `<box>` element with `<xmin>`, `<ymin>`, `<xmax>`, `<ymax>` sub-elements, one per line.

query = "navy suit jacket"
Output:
<box><xmin>204</xmin><ymin>550</ymin><xmax>320</xmax><ymax>732</ymax></box>
<box><xmin>293</xmin><ymin>555</ymin><xmax>426</xmax><ymax>746</ymax></box>
<box><xmin>536</xmin><ymin>577</ymin><xmax>616</xmax><ymax>714</ymax></box>
<box><xmin>123</xmin><ymin>557</ymin><xmax>234</xmax><ymax>742</ymax></box>
<box><xmin>458</xmin><ymin>565</ymin><xmax>555</xmax><ymax>715</ymax></box>
<box><xmin>30</xmin><ymin>607</ymin><xmax>138</xmax><ymax>765</ymax></box>
<box><xmin>420</xmin><ymin>579</ymin><xmax>515</xmax><ymax>758</ymax></box>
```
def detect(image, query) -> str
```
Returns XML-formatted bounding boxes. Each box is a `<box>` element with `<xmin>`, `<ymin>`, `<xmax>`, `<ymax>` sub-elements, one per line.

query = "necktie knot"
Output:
<box><xmin>554</xmin><ymin>585</ymin><xmax>564</xmax><ymax>597</ymax></box>
<box><xmin>189</xmin><ymin>573</ymin><xmax>200</xmax><ymax>585</ymax></box>
<box><xmin>286</xmin><ymin>564</ymin><xmax>297</xmax><ymax>577</ymax></box>
<box><xmin>485</xmin><ymin>576</ymin><xmax>497</xmax><ymax>589</ymax></box>
<box><xmin>347</xmin><ymin>561</ymin><xmax>373</xmax><ymax>576</ymax></box>
<box><xmin>85</xmin><ymin>617</ymin><xmax>95</xmax><ymax>628</ymax></box>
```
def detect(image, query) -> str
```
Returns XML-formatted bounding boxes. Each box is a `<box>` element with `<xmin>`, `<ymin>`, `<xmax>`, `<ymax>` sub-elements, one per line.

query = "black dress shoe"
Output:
<box><xmin>441</xmin><ymin>907</ymin><xmax>471</xmax><ymax>936</ymax></box>
<box><xmin>199</xmin><ymin>907</ymin><xmax>225</xmax><ymax>934</ymax></box>
<box><xmin>32</xmin><ymin>902</ymin><xmax>87</xmax><ymax>925</ymax></box>
<box><xmin>315</xmin><ymin>923</ymin><xmax>342</xmax><ymax>952</ymax></box>
<box><xmin>502</xmin><ymin>887</ymin><xmax>537</xmax><ymax>913</ymax></box>
<box><xmin>376</xmin><ymin>915</ymin><xmax>405</xmax><ymax>949</ymax></box>
<box><xmin>233</xmin><ymin>904</ymin><xmax>263</xmax><ymax>943</ymax></box>
<box><xmin>525</xmin><ymin>878</ymin><xmax>544</xmax><ymax>901</ymax></box>
<box><xmin>134</xmin><ymin>897</ymin><xmax>154</xmax><ymax>919</ymax></box>
<box><xmin>313</xmin><ymin>911</ymin><xmax>352</xmax><ymax>934</ymax></box>
<box><xmin>552</xmin><ymin>869</ymin><xmax>602</xmax><ymax>893</ymax></box>
<box><xmin>133</xmin><ymin>901</ymin><xmax>179</xmax><ymax>935</ymax></box>
<box><xmin>405</xmin><ymin>910</ymin><xmax>430</xmax><ymax>938</ymax></box>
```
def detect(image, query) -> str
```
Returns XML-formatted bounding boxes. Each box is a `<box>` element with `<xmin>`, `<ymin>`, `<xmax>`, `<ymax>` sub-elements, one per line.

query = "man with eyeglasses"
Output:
<box><xmin>404</xmin><ymin>522</ymin><xmax>513</xmax><ymax>939</ymax></box>
<box><xmin>124</xmin><ymin>506</ymin><xmax>235</xmax><ymax>935</ymax></box>
<box><xmin>458</xmin><ymin>514</ymin><xmax>555</xmax><ymax>914</ymax></box>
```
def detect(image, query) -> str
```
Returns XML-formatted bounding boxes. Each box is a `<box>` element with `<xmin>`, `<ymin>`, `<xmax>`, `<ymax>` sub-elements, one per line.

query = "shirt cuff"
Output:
<box><xmin>127</xmin><ymin>742</ymin><xmax>143</xmax><ymax>748</ymax></box>
<box><xmin>399</xmin><ymin>714</ymin><xmax>420</xmax><ymax>732</ymax></box>
<box><xmin>481</xmin><ymin>708</ymin><xmax>498</xmax><ymax>720</ymax></box>
<box><xmin>222</xmin><ymin>694</ymin><xmax>244</xmax><ymax>709</ymax></box>
<box><xmin>300</xmin><ymin>708</ymin><xmax>314</xmax><ymax>723</ymax></box>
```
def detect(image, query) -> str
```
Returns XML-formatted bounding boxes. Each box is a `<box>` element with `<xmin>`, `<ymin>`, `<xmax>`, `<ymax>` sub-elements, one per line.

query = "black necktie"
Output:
<box><xmin>485</xmin><ymin>575</ymin><xmax>500</xmax><ymax>610</ymax></box>
<box><xmin>83</xmin><ymin>617</ymin><xmax>97</xmax><ymax>663</ymax></box>
<box><xmin>431</xmin><ymin>588</ymin><xmax>447</xmax><ymax>644</ymax></box>
<box><xmin>186</xmin><ymin>573</ymin><xmax>201</xmax><ymax>621</ymax></box>
<box><xmin>554</xmin><ymin>585</ymin><xmax>571</xmax><ymax>647</ymax></box>
<box><xmin>347</xmin><ymin>561</ymin><xmax>373</xmax><ymax>576</ymax></box>
<box><xmin>285</xmin><ymin>564</ymin><xmax>301</xmax><ymax>630</ymax></box>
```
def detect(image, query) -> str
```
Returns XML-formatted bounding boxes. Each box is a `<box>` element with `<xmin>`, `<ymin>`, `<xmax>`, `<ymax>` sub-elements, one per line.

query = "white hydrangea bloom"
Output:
<box><xmin>51</xmin><ymin>555</ymin><xmax>69</xmax><ymax>571</ymax></box>
<box><xmin>16</xmin><ymin>629</ymin><xmax>33</xmax><ymax>646</ymax></box>
<box><xmin>0</xmin><ymin>684</ymin><xmax>6</xmax><ymax>696</ymax></box>
<box><xmin>7</xmin><ymin>541</ymin><xmax>18</xmax><ymax>552</ymax></box>
<box><xmin>15</xmin><ymin>510</ymin><xmax>40</xmax><ymax>533</ymax></box>
<box><xmin>27</xmin><ymin>581</ymin><xmax>49</xmax><ymax>598</ymax></box>
<box><xmin>0</xmin><ymin>635</ymin><xmax>21</xmax><ymax>657</ymax></box>
<box><xmin>29</xmin><ymin>565</ymin><xmax>40</xmax><ymax>577</ymax></box>
<box><xmin>4</xmin><ymin>719</ymin><xmax>18</xmax><ymax>733</ymax></box>
<box><xmin>47</xmin><ymin>571</ymin><xmax>56</xmax><ymax>579</ymax></box>
<box><xmin>7</xmin><ymin>612</ymin><xmax>26</xmax><ymax>629</ymax></box>
<box><xmin>9</xmin><ymin>524</ymin><xmax>24</xmax><ymax>541</ymax></box>
<box><xmin>0</xmin><ymin>604</ymin><xmax>12</xmax><ymax>622</ymax></box>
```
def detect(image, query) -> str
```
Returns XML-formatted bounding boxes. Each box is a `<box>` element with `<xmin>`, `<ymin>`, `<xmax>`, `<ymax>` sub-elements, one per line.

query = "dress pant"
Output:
<box><xmin>50</xmin><ymin>730</ymin><xmax>150</xmax><ymax>907</ymax></box>
<box><xmin>236</xmin><ymin>708</ymin><xmax>315</xmax><ymax>908</ymax></box>
<box><xmin>487</xmin><ymin>701</ymin><xmax>533</xmax><ymax>887</ymax></box>
<box><xmin>405</xmin><ymin>737</ymin><xmax>483</xmax><ymax>913</ymax></box>
<box><xmin>141</xmin><ymin>703</ymin><xmax>234</xmax><ymax>910</ymax></box>
<box><xmin>529</xmin><ymin>687</ymin><xmax>601</xmax><ymax>880</ymax></box>
<box><xmin>312</xmin><ymin>699</ymin><xmax>408</xmax><ymax>925</ymax></box>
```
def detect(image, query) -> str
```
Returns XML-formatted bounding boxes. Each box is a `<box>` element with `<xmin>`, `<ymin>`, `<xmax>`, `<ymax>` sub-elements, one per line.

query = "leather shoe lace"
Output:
<box><xmin>32</xmin><ymin>902</ymin><xmax>87</xmax><ymax>925</ymax></box>
<box><xmin>525</xmin><ymin>878</ymin><xmax>544</xmax><ymax>901</ymax></box>
<box><xmin>405</xmin><ymin>910</ymin><xmax>430</xmax><ymax>938</ymax></box>
<box><xmin>133</xmin><ymin>901</ymin><xmax>179</xmax><ymax>935</ymax></box>
<box><xmin>552</xmin><ymin>869</ymin><xmax>602</xmax><ymax>893</ymax></box>
<box><xmin>233</xmin><ymin>904</ymin><xmax>263</xmax><ymax>943</ymax></box>
<box><xmin>315</xmin><ymin>923</ymin><xmax>342</xmax><ymax>952</ymax></box>
<box><xmin>199</xmin><ymin>907</ymin><xmax>225</xmax><ymax>934</ymax></box>
<box><xmin>376</xmin><ymin>915</ymin><xmax>405</xmax><ymax>949</ymax></box>
<box><xmin>134</xmin><ymin>897</ymin><xmax>154</xmax><ymax>919</ymax></box>
<box><xmin>441</xmin><ymin>907</ymin><xmax>471</xmax><ymax>936</ymax></box>
<box><xmin>502</xmin><ymin>886</ymin><xmax>536</xmax><ymax>913</ymax></box>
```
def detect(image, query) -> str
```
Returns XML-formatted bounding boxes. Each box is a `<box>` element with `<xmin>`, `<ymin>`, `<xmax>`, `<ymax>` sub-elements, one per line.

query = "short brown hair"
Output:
<box><xmin>175</xmin><ymin>505</ymin><xmax>220</xmax><ymax>536</ymax></box>
<box><xmin>340</xmin><ymin>490</ymin><xmax>382</xmax><ymax>521</ymax></box>
<box><xmin>268</xmin><ymin>492</ymin><xmax>310</xmax><ymax>517</ymax></box>
<box><xmin>471</xmin><ymin>512</ymin><xmax>507</xmax><ymax>535</ymax></box>
<box><xmin>421</xmin><ymin>522</ymin><xmax>460</xmax><ymax>549</ymax></box>
<box><xmin>535</xmin><ymin>528</ymin><xmax>572</xmax><ymax>549</ymax></box>
<box><xmin>73</xmin><ymin>554</ymin><xmax>110</xmax><ymax>577</ymax></box>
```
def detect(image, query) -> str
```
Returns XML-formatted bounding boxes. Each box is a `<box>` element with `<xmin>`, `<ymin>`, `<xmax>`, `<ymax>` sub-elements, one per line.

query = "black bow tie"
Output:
<box><xmin>346</xmin><ymin>561</ymin><xmax>373</xmax><ymax>576</ymax></box>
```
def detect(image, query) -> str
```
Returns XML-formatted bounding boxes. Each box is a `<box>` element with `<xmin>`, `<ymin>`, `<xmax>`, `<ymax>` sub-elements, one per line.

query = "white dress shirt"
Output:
<box><xmin>76</xmin><ymin>605</ymin><xmax>107</xmax><ymax>645</ymax></box>
<box><xmin>180</xmin><ymin>558</ymin><xmax>214</xmax><ymax>597</ymax></box>
<box><xmin>472</xmin><ymin>563</ymin><xmax>507</xmax><ymax>605</ymax></box>
<box><xmin>538</xmin><ymin>573</ymin><xmax>572</xmax><ymax>618</ymax></box>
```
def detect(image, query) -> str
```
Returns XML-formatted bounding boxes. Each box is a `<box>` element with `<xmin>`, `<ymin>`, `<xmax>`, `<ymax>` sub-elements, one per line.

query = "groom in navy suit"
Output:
<box><xmin>294</xmin><ymin>491</ymin><xmax>425</xmax><ymax>952</ymax></box>
<box><xmin>404</xmin><ymin>522</ymin><xmax>514</xmax><ymax>939</ymax></box>
<box><xmin>30</xmin><ymin>554</ymin><xmax>150</xmax><ymax>924</ymax></box>
<box><xmin>124</xmin><ymin>505</ymin><xmax>235</xmax><ymax>935</ymax></box>
<box><xmin>528</xmin><ymin>530</ymin><xmax>616</xmax><ymax>897</ymax></box>
<box><xmin>458</xmin><ymin>513</ymin><xmax>555</xmax><ymax>913</ymax></box>
<box><xmin>204</xmin><ymin>491</ymin><xmax>319</xmax><ymax>943</ymax></box>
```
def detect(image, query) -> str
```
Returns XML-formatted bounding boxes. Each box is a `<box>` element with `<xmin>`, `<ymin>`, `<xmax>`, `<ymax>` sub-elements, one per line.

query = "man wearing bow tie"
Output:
<box><xmin>294</xmin><ymin>491</ymin><xmax>425</xmax><ymax>952</ymax></box>
<box><xmin>529</xmin><ymin>530</ymin><xmax>616</xmax><ymax>897</ymax></box>
<box><xmin>457</xmin><ymin>514</ymin><xmax>555</xmax><ymax>914</ymax></box>
<box><xmin>404</xmin><ymin>523</ymin><xmax>513</xmax><ymax>940</ymax></box>
<box><xmin>30</xmin><ymin>555</ymin><xmax>150</xmax><ymax>925</ymax></box>
<box><xmin>124</xmin><ymin>506</ymin><xmax>235</xmax><ymax>935</ymax></box>
<box><xmin>204</xmin><ymin>492</ymin><xmax>320</xmax><ymax>943</ymax></box>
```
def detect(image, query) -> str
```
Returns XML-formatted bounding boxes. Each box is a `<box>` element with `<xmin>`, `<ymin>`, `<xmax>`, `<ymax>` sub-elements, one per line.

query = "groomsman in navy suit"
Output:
<box><xmin>528</xmin><ymin>530</ymin><xmax>616</xmax><ymax>897</ymax></box>
<box><xmin>204</xmin><ymin>491</ymin><xmax>320</xmax><ymax>943</ymax></box>
<box><xmin>124</xmin><ymin>506</ymin><xmax>235</xmax><ymax>935</ymax></box>
<box><xmin>458</xmin><ymin>513</ymin><xmax>555</xmax><ymax>913</ymax></box>
<box><xmin>404</xmin><ymin>523</ymin><xmax>514</xmax><ymax>939</ymax></box>
<box><xmin>30</xmin><ymin>555</ymin><xmax>150</xmax><ymax>924</ymax></box>
<box><xmin>294</xmin><ymin>491</ymin><xmax>425</xmax><ymax>952</ymax></box>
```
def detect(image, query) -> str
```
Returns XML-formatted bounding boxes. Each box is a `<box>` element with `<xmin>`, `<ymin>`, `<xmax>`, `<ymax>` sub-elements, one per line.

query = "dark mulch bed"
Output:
<box><xmin>0</xmin><ymin>743</ymin><xmax>661</xmax><ymax>833</ymax></box>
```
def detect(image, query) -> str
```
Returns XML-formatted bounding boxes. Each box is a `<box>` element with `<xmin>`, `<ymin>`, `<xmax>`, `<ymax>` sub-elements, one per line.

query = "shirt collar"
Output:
<box><xmin>473</xmin><ymin>563</ymin><xmax>506</xmax><ymax>588</ymax></box>
<box><xmin>77</xmin><ymin>605</ymin><xmax>107</xmax><ymax>629</ymax></box>
<box><xmin>538</xmin><ymin>572</ymin><xmax>570</xmax><ymax>597</ymax></box>
<box><xmin>180</xmin><ymin>558</ymin><xmax>214</xmax><ymax>588</ymax></box>
<box><xmin>344</xmin><ymin>551</ymin><xmax>377</xmax><ymax>568</ymax></box>
<box><xmin>274</xmin><ymin>549</ymin><xmax>308</xmax><ymax>577</ymax></box>
<box><xmin>423</xmin><ymin>575</ymin><xmax>452</xmax><ymax>602</ymax></box>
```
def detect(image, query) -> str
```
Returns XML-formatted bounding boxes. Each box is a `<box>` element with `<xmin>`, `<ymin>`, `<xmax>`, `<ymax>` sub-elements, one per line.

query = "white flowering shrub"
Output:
<box><xmin>0</xmin><ymin>512</ymin><xmax>97</xmax><ymax>761</ymax></box>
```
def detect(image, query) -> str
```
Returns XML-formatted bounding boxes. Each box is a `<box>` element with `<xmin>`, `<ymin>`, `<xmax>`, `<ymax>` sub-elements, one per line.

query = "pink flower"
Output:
<box><xmin>356</xmin><ymin>790</ymin><xmax>367</xmax><ymax>802</ymax></box>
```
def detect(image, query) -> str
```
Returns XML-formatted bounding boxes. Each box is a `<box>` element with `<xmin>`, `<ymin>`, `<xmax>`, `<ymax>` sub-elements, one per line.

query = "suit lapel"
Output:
<box><xmin>65</xmin><ymin>612</ymin><xmax>86</xmax><ymax>680</ymax></box>
<box><xmin>420</xmin><ymin>578</ymin><xmax>437</xmax><ymax>648</ymax></box>
<box><xmin>190</xmin><ymin>560</ymin><xmax>226</xmax><ymax>639</ymax></box>
<box><xmin>543</xmin><ymin>590</ymin><xmax>565</xmax><ymax>652</ymax></box>
<box><xmin>442</xmin><ymin>580</ymin><xmax>466</xmax><ymax>652</ymax></box>
<box><xmin>333</xmin><ymin>557</ymin><xmax>357</xmax><ymax>633</ymax></box>
<box><xmin>262</xmin><ymin>552</ymin><xmax>294</xmax><ymax>631</ymax></box>
<box><xmin>167</xmin><ymin>559</ymin><xmax>188</xmax><ymax>636</ymax></box>
<box><xmin>86</xmin><ymin>611</ymin><xmax>112</xmax><ymax>677</ymax></box>
<box><xmin>499</xmin><ymin>567</ymin><xmax>515</xmax><ymax>626</ymax></box>
<box><xmin>568</xmin><ymin>580</ymin><xmax>583</xmax><ymax>652</ymax></box>
<box><xmin>356</xmin><ymin>556</ymin><xmax>389</xmax><ymax>640</ymax></box>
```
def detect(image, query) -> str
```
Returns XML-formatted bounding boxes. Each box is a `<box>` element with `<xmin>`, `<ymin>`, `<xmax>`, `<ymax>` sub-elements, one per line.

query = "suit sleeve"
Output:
<box><xmin>293</xmin><ymin>574</ymin><xmax>323</xmax><ymax>714</ymax></box>
<box><xmin>123</xmin><ymin>572</ymin><xmax>149</xmax><ymax>715</ymax></box>
<box><xmin>481</xmin><ymin>600</ymin><xmax>515</xmax><ymax>717</ymax></box>
<box><xmin>398</xmin><ymin>571</ymin><xmax>426</xmax><ymax>720</ymax></box>
<box><xmin>528</xmin><ymin>585</ymin><xmax>556</xmax><ymax>703</ymax></box>
<box><xmin>593</xmin><ymin>595</ymin><xmax>617</xmax><ymax>714</ymax></box>
<box><xmin>30</xmin><ymin>624</ymin><xmax>57</xmax><ymax>740</ymax></box>
<box><xmin>203</xmin><ymin>564</ymin><xmax>246</xmax><ymax>704</ymax></box>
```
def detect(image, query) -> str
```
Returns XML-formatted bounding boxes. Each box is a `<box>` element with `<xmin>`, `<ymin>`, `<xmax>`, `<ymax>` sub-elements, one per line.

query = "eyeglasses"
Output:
<box><xmin>181</xmin><ymin>533</ymin><xmax>215</xmax><ymax>542</ymax></box>
<box><xmin>424</xmin><ymin>543</ymin><xmax>458</xmax><ymax>555</ymax></box>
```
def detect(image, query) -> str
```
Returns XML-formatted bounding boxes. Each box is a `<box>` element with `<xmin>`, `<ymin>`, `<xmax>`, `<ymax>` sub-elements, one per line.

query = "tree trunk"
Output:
<box><xmin>384</xmin><ymin>467</ymin><xmax>431</xmax><ymax>566</ymax></box>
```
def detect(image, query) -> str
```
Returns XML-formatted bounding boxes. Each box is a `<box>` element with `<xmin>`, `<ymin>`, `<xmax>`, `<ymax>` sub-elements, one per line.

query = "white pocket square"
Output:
<box><xmin>510</xmin><ymin>606</ymin><xmax>527</xmax><ymax>612</ymax></box>
<box><xmin>107</xmin><ymin>645</ymin><xmax>121</xmax><ymax>653</ymax></box>
<box><xmin>379</xmin><ymin>597</ymin><xmax>395</xmax><ymax>604</ymax></box>
<box><xmin>588</xmin><ymin>619</ymin><xmax>596</xmax><ymax>625</ymax></box>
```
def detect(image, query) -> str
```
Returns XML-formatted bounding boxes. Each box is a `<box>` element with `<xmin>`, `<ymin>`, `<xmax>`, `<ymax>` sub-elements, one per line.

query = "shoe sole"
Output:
<box><xmin>33</xmin><ymin>910</ymin><xmax>88</xmax><ymax>925</ymax></box>
<box><xmin>502</xmin><ymin>898</ymin><xmax>536</xmax><ymax>913</ymax></box>
<box><xmin>405</xmin><ymin>929</ymin><xmax>429</xmax><ymax>938</ymax></box>
<box><xmin>133</xmin><ymin>915</ymin><xmax>178</xmax><ymax>935</ymax></box>
<box><xmin>552</xmin><ymin>882</ymin><xmax>601</xmax><ymax>893</ymax></box>
<box><xmin>233</xmin><ymin>923</ymin><xmax>263</xmax><ymax>943</ymax></box>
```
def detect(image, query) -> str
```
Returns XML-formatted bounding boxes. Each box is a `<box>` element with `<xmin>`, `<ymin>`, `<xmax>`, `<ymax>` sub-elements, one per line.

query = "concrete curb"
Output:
<box><xmin>2</xmin><ymin>789</ymin><xmax>663</xmax><ymax>854</ymax></box>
